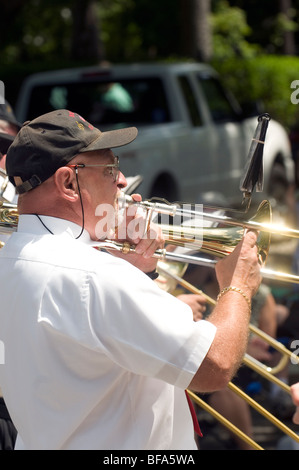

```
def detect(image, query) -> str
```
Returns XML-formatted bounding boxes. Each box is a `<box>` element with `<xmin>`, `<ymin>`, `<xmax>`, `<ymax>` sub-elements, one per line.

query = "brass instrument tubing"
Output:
<box><xmin>187</xmin><ymin>390</ymin><xmax>264</xmax><ymax>450</ymax></box>
<box><xmin>159</xmin><ymin>264</ymin><xmax>299</xmax><ymax>446</ymax></box>
<box><xmin>157</xmin><ymin>265</ymin><xmax>299</xmax><ymax>376</ymax></box>
<box><xmin>227</xmin><ymin>383</ymin><xmax>299</xmax><ymax>444</ymax></box>
<box><xmin>96</xmin><ymin>243</ymin><xmax>299</xmax><ymax>285</ymax></box>
<box><xmin>248</xmin><ymin>323</ymin><xmax>299</xmax><ymax>369</ymax></box>
<box><xmin>188</xmin><ymin>376</ymin><xmax>298</xmax><ymax>449</ymax></box>
<box><xmin>242</xmin><ymin>354</ymin><xmax>290</xmax><ymax>392</ymax></box>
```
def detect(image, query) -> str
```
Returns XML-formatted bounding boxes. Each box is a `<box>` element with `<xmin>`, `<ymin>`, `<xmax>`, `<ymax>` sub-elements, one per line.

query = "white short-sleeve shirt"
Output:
<box><xmin>0</xmin><ymin>215</ymin><xmax>216</xmax><ymax>450</ymax></box>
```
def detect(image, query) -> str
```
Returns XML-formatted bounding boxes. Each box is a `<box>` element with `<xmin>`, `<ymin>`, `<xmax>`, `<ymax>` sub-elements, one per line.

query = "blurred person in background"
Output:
<box><xmin>0</xmin><ymin>100</ymin><xmax>20</xmax><ymax>450</ymax></box>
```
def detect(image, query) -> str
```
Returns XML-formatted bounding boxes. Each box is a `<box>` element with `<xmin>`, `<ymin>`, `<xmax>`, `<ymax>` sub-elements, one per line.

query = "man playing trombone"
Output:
<box><xmin>0</xmin><ymin>109</ymin><xmax>261</xmax><ymax>450</ymax></box>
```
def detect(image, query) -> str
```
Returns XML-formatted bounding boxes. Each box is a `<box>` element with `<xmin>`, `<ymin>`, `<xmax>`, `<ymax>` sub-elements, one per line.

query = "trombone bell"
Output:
<box><xmin>160</xmin><ymin>200</ymin><xmax>272</xmax><ymax>265</ymax></box>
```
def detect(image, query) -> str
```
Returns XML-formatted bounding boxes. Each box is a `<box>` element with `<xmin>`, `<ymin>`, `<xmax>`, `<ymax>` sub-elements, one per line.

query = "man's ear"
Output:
<box><xmin>54</xmin><ymin>167</ymin><xmax>79</xmax><ymax>201</ymax></box>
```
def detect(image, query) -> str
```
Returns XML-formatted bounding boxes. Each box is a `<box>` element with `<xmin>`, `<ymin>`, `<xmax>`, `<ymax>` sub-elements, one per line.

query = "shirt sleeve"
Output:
<box><xmin>88</xmin><ymin>259</ymin><xmax>217</xmax><ymax>390</ymax></box>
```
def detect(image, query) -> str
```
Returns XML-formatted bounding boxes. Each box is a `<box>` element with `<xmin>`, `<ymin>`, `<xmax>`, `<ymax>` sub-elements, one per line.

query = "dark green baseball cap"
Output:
<box><xmin>6</xmin><ymin>109</ymin><xmax>138</xmax><ymax>194</ymax></box>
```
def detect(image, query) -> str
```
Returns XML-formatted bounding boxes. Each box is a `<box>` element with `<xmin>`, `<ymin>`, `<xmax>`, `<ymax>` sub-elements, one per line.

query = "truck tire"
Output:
<box><xmin>149</xmin><ymin>174</ymin><xmax>179</xmax><ymax>202</ymax></box>
<box><xmin>268</xmin><ymin>162</ymin><xmax>289</xmax><ymax>205</ymax></box>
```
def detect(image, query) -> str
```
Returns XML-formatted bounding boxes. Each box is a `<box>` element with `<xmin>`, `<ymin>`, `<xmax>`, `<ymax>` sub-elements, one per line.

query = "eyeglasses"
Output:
<box><xmin>67</xmin><ymin>156</ymin><xmax>120</xmax><ymax>183</ymax></box>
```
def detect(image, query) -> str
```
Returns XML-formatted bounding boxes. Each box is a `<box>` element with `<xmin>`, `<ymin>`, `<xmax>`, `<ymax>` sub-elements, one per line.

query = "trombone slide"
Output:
<box><xmin>124</xmin><ymin>194</ymin><xmax>299</xmax><ymax>238</ymax></box>
<box><xmin>95</xmin><ymin>240</ymin><xmax>299</xmax><ymax>284</ymax></box>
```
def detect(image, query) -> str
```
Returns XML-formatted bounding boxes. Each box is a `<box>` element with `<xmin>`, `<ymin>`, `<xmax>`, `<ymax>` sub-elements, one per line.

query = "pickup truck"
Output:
<box><xmin>15</xmin><ymin>62</ymin><xmax>294</xmax><ymax>210</ymax></box>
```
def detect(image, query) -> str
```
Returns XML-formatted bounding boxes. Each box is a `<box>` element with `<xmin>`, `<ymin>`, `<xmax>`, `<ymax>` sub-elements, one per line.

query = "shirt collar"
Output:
<box><xmin>17</xmin><ymin>214</ymin><xmax>95</xmax><ymax>245</ymax></box>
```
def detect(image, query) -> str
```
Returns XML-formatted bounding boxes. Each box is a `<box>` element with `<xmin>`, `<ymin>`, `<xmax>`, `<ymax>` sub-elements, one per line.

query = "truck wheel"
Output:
<box><xmin>150</xmin><ymin>174</ymin><xmax>178</xmax><ymax>202</ymax></box>
<box><xmin>268</xmin><ymin>162</ymin><xmax>289</xmax><ymax>205</ymax></box>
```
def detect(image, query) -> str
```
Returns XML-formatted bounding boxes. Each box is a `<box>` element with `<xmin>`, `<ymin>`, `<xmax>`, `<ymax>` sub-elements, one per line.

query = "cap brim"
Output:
<box><xmin>0</xmin><ymin>133</ymin><xmax>15</xmax><ymax>154</ymax></box>
<box><xmin>83</xmin><ymin>126</ymin><xmax>138</xmax><ymax>153</ymax></box>
<box><xmin>9</xmin><ymin>118</ymin><xmax>22</xmax><ymax>130</ymax></box>
<box><xmin>0</xmin><ymin>115</ymin><xmax>22</xmax><ymax>130</ymax></box>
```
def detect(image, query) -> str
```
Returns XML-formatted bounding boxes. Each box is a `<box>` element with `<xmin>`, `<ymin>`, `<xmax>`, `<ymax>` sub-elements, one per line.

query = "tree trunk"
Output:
<box><xmin>279</xmin><ymin>0</ymin><xmax>296</xmax><ymax>55</ymax></box>
<box><xmin>179</xmin><ymin>0</ymin><xmax>212</xmax><ymax>62</ymax></box>
<box><xmin>70</xmin><ymin>0</ymin><xmax>105</xmax><ymax>62</ymax></box>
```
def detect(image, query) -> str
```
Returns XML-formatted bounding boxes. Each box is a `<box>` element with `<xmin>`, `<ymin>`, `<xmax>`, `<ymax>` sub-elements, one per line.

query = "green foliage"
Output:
<box><xmin>212</xmin><ymin>55</ymin><xmax>299</xmax><ymax>130</ymax></box>
<box><xmin>1</xmin><ymin>1</ymin><xmax>74</xmax><ymax>64</ymax></box>
<box><xmin>98</xmin><ymin>0</ymin><xmax>181</xmax><ymax>61</ymax></box>
<box><xmin>269</xmin><ymin>10</ymin><xmax>299</xmax><ymax>49</ymax></box>
<box><xmin>210</xmin><ymin>0</ymin><xmax>260</xmax><ymax>60</ymax></box>
<box><xmin>210</xmin><ymin>2</ymin><xmax>299</xmax><ymax>130</ymax></box>
<box><xmin>1</xmin><ymin>0</ymin><xmax>299</xmax><ymax>131</ymax></box>
<box><xmin>98</xmin><ymin>0</ymin><xmax>142</xmax><ymax>61</ymax></box>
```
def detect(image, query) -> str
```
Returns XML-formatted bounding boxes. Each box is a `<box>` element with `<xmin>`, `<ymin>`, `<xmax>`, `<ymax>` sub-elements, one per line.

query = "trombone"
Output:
<box><xmin>109</xmin><ymin>196</ymin><xmax>299</xmax><ymax>285</ymax></box>
<box><xmin>123</xmin><ymin>193</ymin><xmax>299</xmax><ymax>239</ymax></box>
<box><xmin>1</xmin><ymin>197</ymin><xmax>299</xmax><ymax>284</ymax></box>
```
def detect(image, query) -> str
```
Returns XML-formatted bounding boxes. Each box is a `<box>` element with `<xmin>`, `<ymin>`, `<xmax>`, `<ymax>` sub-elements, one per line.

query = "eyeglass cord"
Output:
<box><xmin>34</xmin><ymin>168</ymin><xmax>85</xmax><ymax>239</ymax></box>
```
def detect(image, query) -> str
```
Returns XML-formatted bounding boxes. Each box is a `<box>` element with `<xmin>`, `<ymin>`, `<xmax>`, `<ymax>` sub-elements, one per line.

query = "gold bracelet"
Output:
<box><xmin>216</xmin><ymin>286</ymin><xmax>251</xmax><ymax>311</ymax></box>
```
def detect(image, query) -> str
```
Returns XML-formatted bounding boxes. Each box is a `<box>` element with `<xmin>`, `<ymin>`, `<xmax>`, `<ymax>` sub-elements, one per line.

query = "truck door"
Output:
<box><xmin>174</xmin><ymin>74</ymin><xmax>216</xmax><ymax>203</ymax></box>
<box><xmin>194</xmin><ymin>73</ymin><xmax>248</xmax><ymax>206</ymax></box>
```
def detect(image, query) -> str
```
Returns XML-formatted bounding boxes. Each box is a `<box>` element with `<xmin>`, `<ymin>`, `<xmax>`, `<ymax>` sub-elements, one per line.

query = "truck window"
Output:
<box><xmin>197</xmin><ymin>75</ymin><xmax>240</xmax><ymax>123</ymax></box>
<box><xmin>25</xmin><ymin>77</ymin><xmax>170</xmax><ymax>128</ymax></box>
<box><xmin>177</xmin><ymin>75</ymin><xmax>202</xmax><ymax>127</ymax></box>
